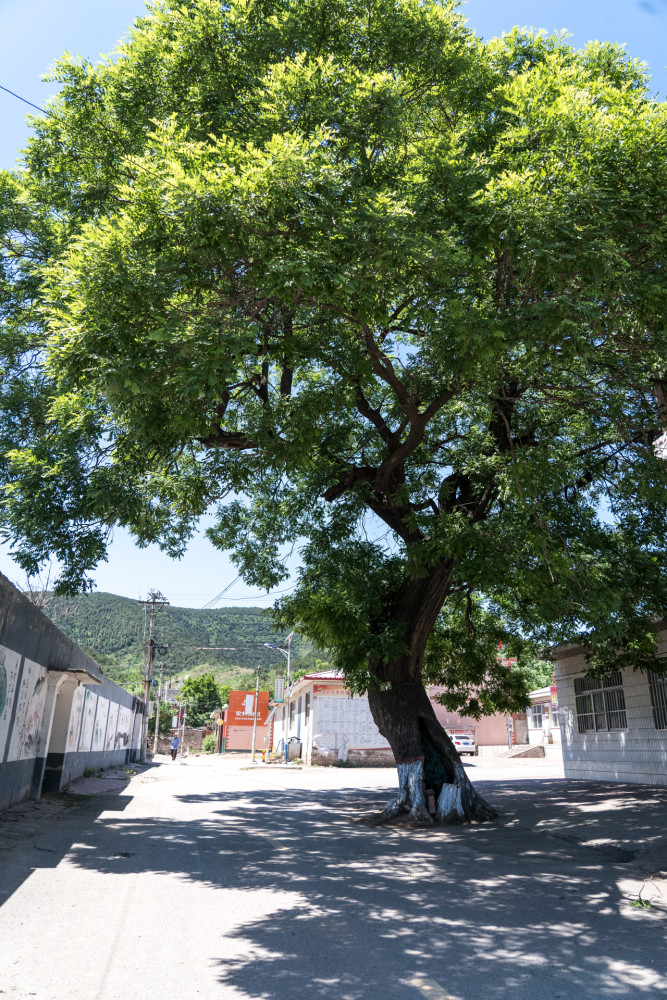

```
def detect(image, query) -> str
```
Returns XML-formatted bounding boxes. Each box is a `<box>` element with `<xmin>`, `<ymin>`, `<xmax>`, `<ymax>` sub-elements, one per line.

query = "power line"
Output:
<box><xmin>0</xmin><ymin>84</ymin><xmax>45</xmax><ymax>115</ymax></box>
<box><xmin>0</xmin><ymin>80</ymin><xmax>183</xmax><ymax>193</ymax></box>
<box><xmin>212</xmin><ymin>584</ymin><xmax>297</xmax><ymax>602</ymax></box>
<box><xmin>200</xmin><ymin>573</ymin><xmax>242</xmax><ymax>610</ymax></box>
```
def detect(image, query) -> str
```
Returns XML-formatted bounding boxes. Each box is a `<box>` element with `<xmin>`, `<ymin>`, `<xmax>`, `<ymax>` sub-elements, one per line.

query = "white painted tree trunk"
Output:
<box><xmin>376</xmin><ymin>758</ymin><xmax>433</xmax><ymax>826</ymax></box>
<box><xmin>436</xmin><ymin>781</ymin><xmax>464</xmax><ymax>823</ymax></box>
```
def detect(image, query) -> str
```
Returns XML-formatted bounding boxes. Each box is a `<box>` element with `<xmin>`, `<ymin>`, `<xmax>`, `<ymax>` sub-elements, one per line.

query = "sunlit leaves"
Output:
<box><xmin>0</xmin><ymin>1</ymin><xmax>667</xmax><ymax>698</ymax></box>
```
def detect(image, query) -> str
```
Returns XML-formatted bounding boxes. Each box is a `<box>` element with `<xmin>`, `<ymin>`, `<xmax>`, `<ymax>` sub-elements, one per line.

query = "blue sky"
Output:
<box><xmin>0</xmin><ymin>0</ymin><xmax>664</xmax><ymax>607</ymax></box>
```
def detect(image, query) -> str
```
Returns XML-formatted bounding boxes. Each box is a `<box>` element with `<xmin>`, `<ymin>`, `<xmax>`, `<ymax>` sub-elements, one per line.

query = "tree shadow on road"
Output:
<box><xmin>29</xmin><ymin>773</ymin><xmax>667</xmax><ymax>1000</ymax></box>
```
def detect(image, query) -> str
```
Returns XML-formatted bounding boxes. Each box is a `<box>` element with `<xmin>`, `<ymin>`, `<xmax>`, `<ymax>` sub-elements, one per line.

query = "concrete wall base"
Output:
<box><xmin>310</xmin><ymin>747</ymin><xmax>396</xmax><ymax>767</ymax></box>
<box><xmin>507</xmin><ymin>744</ymin><xmax>546</xmax><ymax>759</ymax></box>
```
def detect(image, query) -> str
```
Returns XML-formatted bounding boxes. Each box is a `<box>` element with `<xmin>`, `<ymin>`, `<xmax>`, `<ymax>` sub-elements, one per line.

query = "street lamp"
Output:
<box><xmin>264</xmin><ymin>632</ymin><xmax>294</xmax><ymax>762</ymax></box>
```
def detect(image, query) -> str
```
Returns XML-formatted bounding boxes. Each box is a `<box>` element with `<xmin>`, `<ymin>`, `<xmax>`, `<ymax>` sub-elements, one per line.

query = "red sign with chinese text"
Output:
<box><xmin>228</xmin><ymin>690</ymin><xmax>270</xmax><ymax>726</ymax></box>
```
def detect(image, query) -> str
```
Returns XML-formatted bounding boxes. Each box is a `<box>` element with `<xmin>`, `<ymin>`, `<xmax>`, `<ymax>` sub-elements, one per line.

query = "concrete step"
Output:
<box><xmin>481</xmin><ymin>742</ymin><xmax>563</xmax><ymax>760</ymax></box>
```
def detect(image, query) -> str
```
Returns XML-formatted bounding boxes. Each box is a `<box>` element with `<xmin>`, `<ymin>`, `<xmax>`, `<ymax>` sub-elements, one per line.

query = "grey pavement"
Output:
<box><xmin>0</xmin><ymin>754</ymin><xmax>666</xmax><ymax>1000</ymax></box>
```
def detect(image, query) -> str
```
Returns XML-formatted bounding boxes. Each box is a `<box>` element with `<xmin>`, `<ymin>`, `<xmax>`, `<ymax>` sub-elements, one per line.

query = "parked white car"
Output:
<box><xmin>447</xmin><ymin>732</ymin><xmax>476</xmax><ymax>756</ymax></box>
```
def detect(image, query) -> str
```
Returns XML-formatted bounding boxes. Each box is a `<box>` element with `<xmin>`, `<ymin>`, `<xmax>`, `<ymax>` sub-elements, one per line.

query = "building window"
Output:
<box><xmin>648</xmin><ymin>670</ymin><xmax>667</xmax><ymax>730</ymax></box>
<box><xmin>305</xmin><ymin>693</ymin><xmax>311</xmax><ymax>725</ymax></box>
<box><xmin>289</xmin><ymin>701</ymin><xmax>295</xmax><ymax>727</ymax></box>
<box><xmin>528</xmin><ymin>705</ymin><xmax>544</xmax><ymax>729</ymax></box>
<box><xmin>574</xmin><ymin>673</ymin><xmax>627</xmax><ymax>733</ymax></box>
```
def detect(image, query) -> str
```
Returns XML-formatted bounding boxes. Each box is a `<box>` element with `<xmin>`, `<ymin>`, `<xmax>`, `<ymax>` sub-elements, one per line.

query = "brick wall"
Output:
<box><xmin>428</xmin><ymin>688</ymin><xmax>520</xmax><ymax>746</ymax></box>
<box><xmin>153</xmin><ymin>728</ymin><xmax>208</xmax><ymax>754</ymax></box>
<box><xmin>225</xmin><ymin>722</ymin><xmax>273</xmax><ymax>751</ymax></box>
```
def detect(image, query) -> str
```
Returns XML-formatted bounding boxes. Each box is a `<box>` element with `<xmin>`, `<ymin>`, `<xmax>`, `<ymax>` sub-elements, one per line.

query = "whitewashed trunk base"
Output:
<box><xmin>376</xmin><ymin>759</ymin><xmax>433</xmax><ymax>826</ymax></box>
<box><xmin>436</xmin><ymin>782</ymin><xmax>465</xmax><ymax>823</ymax></box>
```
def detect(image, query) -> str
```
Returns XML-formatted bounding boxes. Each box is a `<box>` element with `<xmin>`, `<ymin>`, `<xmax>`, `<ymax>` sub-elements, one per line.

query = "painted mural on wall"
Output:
<box><xmin>78</xmin><ymin>689</ymin><xmax>98</xmax><ymax>753</ymax></box>
<box><xmin>92</xmin><ymin>696</ymin><xmax>109</xmax><ymax>752</ymax></box>
<box><xmin>0</xmin><ymin>653</ymin><xmax>6</xmax><ymax>719</ymax></box>
<box><xmin>6</xmin><ymin>658</ymin><xmax>48</xmax><ymax>762</ymax></box>
<box><xmin>116</xmin><ymin>705</ymin><xmax>132</xmax><ymax>749</ymax></box>
<box><xmin>0</xmin><ymin>646</ymin><xmax>23</xmax><ymax>759</ymax></box>
<box><xmin>104</xmin><ymin>702</ymin><xmax>119</xmax><ymax>751</ymax></box>
<box><xmin>66</xmin><ymin>686</ymin><xmax>85</xmax><ymax>752</ymax></box>
<box><xmin>132</xmin><ymin>711</ymin><xmax>143</xmax><ymax>751</ymax></box>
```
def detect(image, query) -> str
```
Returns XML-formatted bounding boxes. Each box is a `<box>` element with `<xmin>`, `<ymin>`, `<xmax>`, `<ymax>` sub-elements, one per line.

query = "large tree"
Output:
<box><xmin>2</xmin><ymin>0</ymin><xmax>667</xmax><ymax>822</ymax></box>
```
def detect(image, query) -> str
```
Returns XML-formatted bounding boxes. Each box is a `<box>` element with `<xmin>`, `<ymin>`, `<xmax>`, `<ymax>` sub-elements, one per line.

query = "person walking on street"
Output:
<box><xmin>170</xmin><ymin>733</ymin><xmax>179</xmax><ymax>761</ymax></box>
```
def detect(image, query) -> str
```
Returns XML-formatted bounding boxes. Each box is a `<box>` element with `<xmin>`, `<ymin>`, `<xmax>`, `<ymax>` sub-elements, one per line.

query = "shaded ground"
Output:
<box><xmin>0</xmin><ymin>756</ymin><xmax>666</xmax><ymax>1000</ymax></box>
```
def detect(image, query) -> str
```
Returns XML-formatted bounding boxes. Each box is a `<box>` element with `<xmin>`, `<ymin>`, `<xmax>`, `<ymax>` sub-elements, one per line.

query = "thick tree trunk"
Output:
<box><xmin>368</xmin><ymin>678</ymin><xmax>498</xmax><ymax>825</ymax></box>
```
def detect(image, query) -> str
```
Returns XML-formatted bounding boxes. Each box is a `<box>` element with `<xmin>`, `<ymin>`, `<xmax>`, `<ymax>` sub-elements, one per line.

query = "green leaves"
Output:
<box><xmin>1</xmin><ymin>1</ymin><xmax>667</xmax><ymax>700</ymax></box>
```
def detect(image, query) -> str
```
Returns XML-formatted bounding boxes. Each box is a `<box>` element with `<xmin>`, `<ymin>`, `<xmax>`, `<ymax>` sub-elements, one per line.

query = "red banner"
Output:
<box><xmin>228</xmin><ymin>690</ymin><xmax>270</xmax><ymax>726</ymax></box>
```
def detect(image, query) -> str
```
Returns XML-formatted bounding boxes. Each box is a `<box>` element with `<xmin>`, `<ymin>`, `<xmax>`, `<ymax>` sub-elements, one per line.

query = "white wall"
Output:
<box><xmin>555</xmin><ymin>639</ymin><xmax>667</xmax><ymax>785</ymax></box>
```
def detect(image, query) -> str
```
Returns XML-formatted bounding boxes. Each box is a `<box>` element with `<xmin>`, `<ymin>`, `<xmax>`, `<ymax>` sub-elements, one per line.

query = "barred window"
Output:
<box><xmin>574</xmin><ymin>673</ymin><xmax>627</xmax><ymax>733</ymax></box>
<box><xmin>648</xmin><ymin>670</ymin><xmax>667</xmax><ymax>730</ymax></box>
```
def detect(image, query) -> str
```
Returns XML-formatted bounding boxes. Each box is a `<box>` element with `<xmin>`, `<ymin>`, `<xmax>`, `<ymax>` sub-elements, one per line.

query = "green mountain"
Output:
<box><xmin>44</xmin><ymin>591</ymin><xmax>317</xmax><ymax>692</ymax></box>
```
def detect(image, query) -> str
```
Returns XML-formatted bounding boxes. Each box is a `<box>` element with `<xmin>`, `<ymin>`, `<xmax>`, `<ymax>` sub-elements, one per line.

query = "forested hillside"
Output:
<box><xmin>44</xmin><ymin>592</ymin><xmax>318</xmax><ymax>690</ymax></box>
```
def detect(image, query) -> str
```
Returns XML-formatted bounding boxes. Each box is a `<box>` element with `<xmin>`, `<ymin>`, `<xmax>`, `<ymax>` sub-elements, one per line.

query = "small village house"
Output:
<box><xmin>552</xmin><ymin>630</ymin><xmax>667</xmax><ymax>785</ymax></box>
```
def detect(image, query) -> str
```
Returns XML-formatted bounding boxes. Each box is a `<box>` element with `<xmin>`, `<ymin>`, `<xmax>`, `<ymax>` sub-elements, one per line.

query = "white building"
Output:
<box><xmin>526</xmin><ymin>685</ymin><xmax>561</xmax><ymax>745</ymax></box>
<box><xmin>273</xmin><ymin>670</ymin><xmax>393</xmax><ymax>765</ymax></box>
<box><xmin>553</xmin><ymin>632</ymin><xmax>667</xmax><ymax>785</ymax></box>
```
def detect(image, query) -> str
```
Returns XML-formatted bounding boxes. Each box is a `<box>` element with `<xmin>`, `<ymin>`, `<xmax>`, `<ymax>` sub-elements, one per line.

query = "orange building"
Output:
<box><xmin>223</xmin><ymin>690</ymin><xmax>274</xmax><ymax>751</ymax></box>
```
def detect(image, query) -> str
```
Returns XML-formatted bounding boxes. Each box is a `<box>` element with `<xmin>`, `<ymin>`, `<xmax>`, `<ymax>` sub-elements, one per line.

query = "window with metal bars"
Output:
<box><xmin>574</xmin><ymin>673</ymin><xmax>627</xmax><ymax>733</ymax></box>
<box><xmin>648</xmin><ymin>670</ymin><xmax>667</xmax><ymax>730</ymax></box>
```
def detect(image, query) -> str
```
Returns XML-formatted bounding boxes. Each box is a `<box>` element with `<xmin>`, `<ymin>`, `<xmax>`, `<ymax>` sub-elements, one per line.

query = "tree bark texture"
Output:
<box><xmin>367</xmin><ymin>675</ymin><xmax>498</xmax><ymax>826</ymax></box>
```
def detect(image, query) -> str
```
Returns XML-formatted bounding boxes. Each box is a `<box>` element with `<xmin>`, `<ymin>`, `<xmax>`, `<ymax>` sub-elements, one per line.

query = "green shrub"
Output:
<box><xmin>202</xmin><ymin>734</ymin><xmax>217</xmax><ymax>754</ymax></box>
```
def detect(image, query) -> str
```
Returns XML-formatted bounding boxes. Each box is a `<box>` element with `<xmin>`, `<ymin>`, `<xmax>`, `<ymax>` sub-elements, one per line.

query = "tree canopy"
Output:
<box><xmin>180</xmin><ymin>673</ymin><xmax>223</xmax><ymax>727</ymax></box>
<box><xmin>2</xmin><ymin>0</ymin><xmax>667</xmax><ymax>820</ymax></box>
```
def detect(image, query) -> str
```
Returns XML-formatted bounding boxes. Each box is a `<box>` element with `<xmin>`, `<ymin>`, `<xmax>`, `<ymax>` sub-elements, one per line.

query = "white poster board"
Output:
<box><xmin>0</xmin><ymin>646</ymin><xmax>24</xmax><ymax>758</ymax></box>
<box><xmin>79</xmin><ymin>690</ymin><xmax>98</xmax><ymax>753</ymax></box>
<box><xmin>104</xmin><ymin>702</ymin><xmax>120</xmax><ymax>751</ymax></box>
<box><xmin>92</xmin><ymin>696</ymin><xmax>109</xmax><ymax>751</ymax></box>
<box><xmin>314</xmin><ymin>694</ymin><xmax>389</xmax><ymax>749</ymax></box>
<box><xmin>6</xmin><ymin>658</ymin><xmax>48</xmax><ymax>761</ymax></box>
<box><xmin>116</xmin><ymin>706</ymin><xmax>132</xmax><ymax>749</ymax></box>
<box><xmin>66</xmin><ymin>687</ymin><xmax>85</xmax><ymax>752</ymax></box>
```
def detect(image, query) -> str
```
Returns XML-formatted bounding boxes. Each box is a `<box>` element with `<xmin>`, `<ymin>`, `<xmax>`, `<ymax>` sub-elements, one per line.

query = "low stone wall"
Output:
<box><xmin>507</xmin><ymin>744</ymin><xmax>546</xmax><ymax>759</ymax></box>
<box><xmin>153</xmin><ymin>728</ymin><xmax>209</xmax><ymax>754</ymax></box>
<box><xmin>311</xmin><ymin>746</ymin><xmax>395</xmax><ymax>767</ymax></box>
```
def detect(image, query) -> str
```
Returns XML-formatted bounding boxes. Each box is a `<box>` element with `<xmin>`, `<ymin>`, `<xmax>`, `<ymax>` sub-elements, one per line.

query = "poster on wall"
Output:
<box><xmin>78</xmin><ymin>690</ymin><xmax>98</xmax><ymax>753</ymax></box>
<box><xmin>104</xmin><ymin>702</ymin><xmax>119</xmax><ymax>751</ymax></box>
<box><xmin>0</xmin><ymin>646</ymin><xmax>24</xmax><ymax>759</ymax></box>
<box><xmin>92</xmin><ymin>697</ymin><xmax>109</xmax><ymax>751</ymax></box>
<box><xmin>66</xmin><ymin>687</ymin><xmax>85</xmax><ymax>752</ymax></box>
<box><xmin>315</xmin><ymin>695</ymin><xmax>389</xmax><ymax>749</ymax></box>
<box><xmin>6</xmin><ymin>658</ymin><xmax>48</xmax><ymax>762</ymax></box>
<box><xmin>116</xmin><ymin>705</ymin><xmax>132</xmax><ymax>750</ymax></box>
<box><xmin>131</xmin><ymin>711</ymin><xmax>143</xmax><ymax>750</ymax></box>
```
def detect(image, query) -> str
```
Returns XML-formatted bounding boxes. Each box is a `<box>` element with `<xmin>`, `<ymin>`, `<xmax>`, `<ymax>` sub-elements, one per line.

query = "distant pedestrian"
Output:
<box><xmin>170</xmin><ymin>734</ymin><xmax>180</xmax><ymax>761</ymax></box>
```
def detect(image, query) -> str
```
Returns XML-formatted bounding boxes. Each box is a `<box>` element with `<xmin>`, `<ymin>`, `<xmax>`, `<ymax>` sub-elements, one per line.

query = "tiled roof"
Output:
<box><xmin>302</xmin><ymin>669</ymin><xmax>344</xmax><ymax>680</ymax></box>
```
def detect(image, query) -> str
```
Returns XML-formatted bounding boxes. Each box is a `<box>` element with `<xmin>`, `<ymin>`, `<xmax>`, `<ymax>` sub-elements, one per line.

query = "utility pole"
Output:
<box><xmin>264</xmin><ymin>632</ymin><xmax>293</xmax><ymax>762</ymax></box>
<box><xmin>137</xmin><ymin>590</ymin><xmax>168</xmax><ymax>763</ymax></box>
<box><xmin>179</xmin><ymin>697</ymin><xmax>187</xmax><ymax>757</ymax></box>
<box><xmin>250</xmin><ymin>664</ymin><xmax>261</xmax><ymax>762</ymax></box>
<box><xmin>152</xmin><ymin>662</ymin><xmax>165</xmax><ymax>757</ymax></box>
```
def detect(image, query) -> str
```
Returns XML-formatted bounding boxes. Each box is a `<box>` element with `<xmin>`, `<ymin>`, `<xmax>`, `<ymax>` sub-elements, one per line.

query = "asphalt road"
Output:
<box><xmin>1</xmin><ymin>754</ymin><xmax>666</xmax><ymax>1000</ymax></box>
